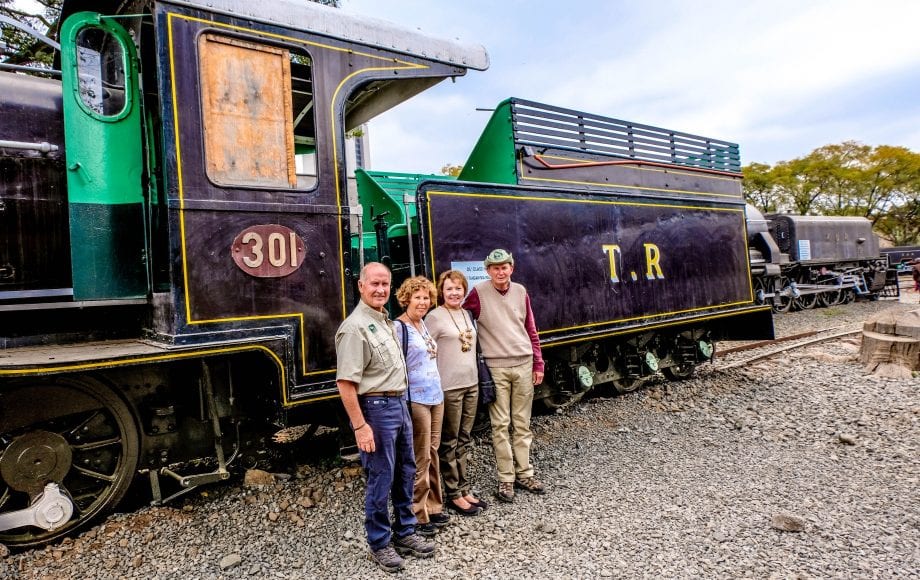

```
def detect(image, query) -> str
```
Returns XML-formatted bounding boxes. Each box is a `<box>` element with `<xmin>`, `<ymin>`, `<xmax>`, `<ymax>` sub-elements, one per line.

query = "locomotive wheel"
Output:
<box><xmin>662</xmin><ymin>362</ymin><xmax>695</xmax><ymax>381</ymax></box>
<box><xmin>841</xmin><ymin>289</ymin><xmax>856</xmax><ymax>304</ymax></box>
<box><xmin>771</xmin><ymin>293</ymin><xmax>793</xmax><ymax>313</ymax></box>
<box><xmin>818</xmin><ymin>289</ymin><xmax>842</xmax><ymax>307</ymax></box>
<box><xmin>771</xmin><ymin>278</ymin><xmax>794</xmax><ymax>313</ymax></box>
<box><xmin>794</xmin><ymin>293</ymin><xmax>819</xmax><ymax>310</ymax></box>
<box><xmin>0</xmin><ymin>378</ymin><xmax>139</xmax><ymax>549</ymax></box>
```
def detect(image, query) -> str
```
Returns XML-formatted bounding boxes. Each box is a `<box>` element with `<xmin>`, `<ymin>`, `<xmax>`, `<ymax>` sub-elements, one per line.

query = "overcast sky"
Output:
<box><xmin>341</xmin><ymin>0</ymin><xmax>920</xmax><ymax>174</ymax></box>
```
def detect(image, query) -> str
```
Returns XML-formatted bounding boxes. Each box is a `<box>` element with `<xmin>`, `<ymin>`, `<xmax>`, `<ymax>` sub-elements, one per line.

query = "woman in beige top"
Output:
<box><xmin>425</xmin><ymin>270</ymin><xmax>487</xmax><ymax>515</ymax></box>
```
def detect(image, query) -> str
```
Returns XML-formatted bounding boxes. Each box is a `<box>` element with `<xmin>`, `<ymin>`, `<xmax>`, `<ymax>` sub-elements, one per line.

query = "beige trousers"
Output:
<box><xmin>410</xmin><ymin>402</ymin><xmax>444</xmax><ymax>523</ymax></box>
<box><xmin>488</xmin><ymin>361</ymin><xmax>534</xmax><ymax>483</ymax></box>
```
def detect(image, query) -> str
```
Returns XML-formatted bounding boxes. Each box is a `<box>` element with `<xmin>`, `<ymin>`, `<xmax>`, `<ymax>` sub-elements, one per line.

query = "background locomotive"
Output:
<box><xmin>745</xmin><ymin>207</ymin><xmax>893</xmax><ymax>312</ymax></box>
<box><xmin>1</xmin><ymin>0</ymin><xmax>772</xmax><ymax>548</ymax></box>
<box><xmin>881</xmin><ymin>245</ymin><xmax>920</xmax><ymax>273</ymax></box>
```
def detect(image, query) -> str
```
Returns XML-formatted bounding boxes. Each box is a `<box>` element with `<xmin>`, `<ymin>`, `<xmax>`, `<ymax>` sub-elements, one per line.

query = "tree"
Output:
<box><xmin>1</xmin><ymin>0</ymin><xmax>338</xmax><ymax>68</ymax></box>
<box><xmin>743</xmin><ymin>142</ymin><xmax>920</xmax><ymax>243</ymax></box>
<box><xmin>0</xmin><ymin>0</ymin><xmax>62</xmax><ymax>67</ymax></box>
<box><xmin>874</xmin><ymin>199</ymin><xmax>920</xmax><ymax>246</ymax></box>
<box><xmin>771</xmin><ymin>155</ymin><xmax>828</xmax><ymax>216</ymax></box>
<box><xmin>742</xmin><ymin>162</ymin><xmax>782</xmax><ymax>213</ymax></box>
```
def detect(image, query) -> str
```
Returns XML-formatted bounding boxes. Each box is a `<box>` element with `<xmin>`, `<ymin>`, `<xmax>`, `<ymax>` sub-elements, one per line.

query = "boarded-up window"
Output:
<box><xmin>199</xmin><ymin>34</ymin><xmax>296</xmax><ymax>188</ymax></box>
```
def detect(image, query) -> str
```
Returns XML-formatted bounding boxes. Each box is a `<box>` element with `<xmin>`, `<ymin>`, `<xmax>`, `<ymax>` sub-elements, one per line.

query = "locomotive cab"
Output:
<box><xmin>1</xmin><ymin>0</ymin><xmax>488</xmax><ymax>548</ymax></box>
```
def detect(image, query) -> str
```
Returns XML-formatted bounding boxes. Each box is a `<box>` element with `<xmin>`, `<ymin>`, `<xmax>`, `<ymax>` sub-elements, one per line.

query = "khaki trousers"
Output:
<box><xmin>488</xmin><ymin>361</ymin><xmax>534</xmax><ymax>483</ymax></box>
<box><xmin>438</xmin><ymin>384</ymin><xmax>478</xmax><ymax>500</ymax></box>
<box><xmin>410</xmin><ymin>402</ymin><xmax>444</xmax><ymax>523</ymax></box>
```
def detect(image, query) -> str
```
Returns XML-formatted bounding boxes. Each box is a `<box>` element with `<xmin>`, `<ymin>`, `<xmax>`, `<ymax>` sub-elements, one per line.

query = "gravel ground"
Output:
<box><xmin>3</xmin><ymin>297</ymin><xmax>918</xmax><ymax>579</ymax></box>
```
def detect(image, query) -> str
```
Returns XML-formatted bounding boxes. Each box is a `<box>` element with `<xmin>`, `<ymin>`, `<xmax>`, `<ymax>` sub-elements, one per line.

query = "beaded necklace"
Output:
<box><xmin>446</xmin><ymin>307</ymin><xmax>473</xmax><ymax>352</ymax></box>
<box><xmin>404</xmin><ymin>317</ymin><xmax>437</xmax><ymax>359</ymax></box>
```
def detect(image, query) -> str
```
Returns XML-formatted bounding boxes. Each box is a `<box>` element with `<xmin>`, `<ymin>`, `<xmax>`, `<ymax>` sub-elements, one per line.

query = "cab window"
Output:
<box><xmin>198</xmin><ymin>34</ymin><xmax>317</xmax><ymax>190</ymax></box>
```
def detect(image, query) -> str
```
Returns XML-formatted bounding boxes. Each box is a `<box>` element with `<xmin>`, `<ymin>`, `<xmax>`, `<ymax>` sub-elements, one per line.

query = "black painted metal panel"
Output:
<box><xmin>419</xmin><ymin>181</ymin><xmax>761</xmax><ymax>345</ymax></box>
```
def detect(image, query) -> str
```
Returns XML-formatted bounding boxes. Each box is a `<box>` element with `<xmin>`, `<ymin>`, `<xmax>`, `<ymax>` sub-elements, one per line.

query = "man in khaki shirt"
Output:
<box><xmin>336</xmin><ymin>262</ymin><xmax>433</xmax><ymax>572</ymax></box>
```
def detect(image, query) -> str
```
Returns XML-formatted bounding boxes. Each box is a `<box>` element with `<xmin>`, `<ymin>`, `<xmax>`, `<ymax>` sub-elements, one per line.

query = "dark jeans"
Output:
<box><xmin>359</xmin><ymin>395</ymin><xmax>417</xmax><ymax>550</ymax></box>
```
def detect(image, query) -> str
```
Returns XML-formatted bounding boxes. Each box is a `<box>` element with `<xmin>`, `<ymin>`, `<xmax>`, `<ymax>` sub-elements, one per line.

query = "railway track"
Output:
<box><xmin>713</xmin><ymin>324</ymin><xmax>863</xmax><ymax>371</ymax></box>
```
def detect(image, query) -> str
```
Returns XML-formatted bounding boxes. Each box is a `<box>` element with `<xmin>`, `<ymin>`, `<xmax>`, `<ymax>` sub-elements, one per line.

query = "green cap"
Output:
<box><xmin>484</xmin><ymin>248</ymin><xmax>514</xmax><ymax>267</ymax></box>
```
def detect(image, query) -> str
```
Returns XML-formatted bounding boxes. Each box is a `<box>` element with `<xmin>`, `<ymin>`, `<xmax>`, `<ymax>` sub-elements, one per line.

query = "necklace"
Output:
<box><xmin>446</xmin><ymin>307</ymin><xmax>473</xmax><ymax>352</ymax></box>
<box><xmin>405</xmin><ymin>317</ymin><xmax>437</xmax><ymax>359</ymax></box>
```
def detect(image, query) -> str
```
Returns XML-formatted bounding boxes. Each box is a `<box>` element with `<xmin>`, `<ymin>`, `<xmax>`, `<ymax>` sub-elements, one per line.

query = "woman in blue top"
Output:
<box><xmin>396</xmin><ymin>276</ymin><xmax>449</xmax><ymax>537</ymax></box>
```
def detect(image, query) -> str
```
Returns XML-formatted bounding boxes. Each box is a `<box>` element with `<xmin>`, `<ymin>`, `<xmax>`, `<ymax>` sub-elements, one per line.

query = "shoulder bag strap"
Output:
<box><xmin>397</xmin><ymin>320</ymin><xmax>412</xmax><ymax>405</ymax></box>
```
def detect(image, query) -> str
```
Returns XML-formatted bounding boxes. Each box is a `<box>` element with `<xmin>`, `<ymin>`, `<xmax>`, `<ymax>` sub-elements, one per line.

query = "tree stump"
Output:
<box><xmin>859</xmin><ymin>308</ymin><xmax>920</xmax><ymax>378</ymax></box>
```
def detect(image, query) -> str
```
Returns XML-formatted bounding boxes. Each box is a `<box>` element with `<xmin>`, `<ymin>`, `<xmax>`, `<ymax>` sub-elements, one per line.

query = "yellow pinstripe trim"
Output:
<box><xmin>517</xmin><ymin>156</ymin><xmax>741</xmax><ymax>199</ymax></box>
<box><xmin>543</xmin><ymin>306</ymin><xmax>772</xmax><ymax>348</ymax></box>
<box><xmin>541</xmin><ymin>300</ymin><xmax>754</xmax><ymax>335</ymax></box>
<box><xmin>329</xmin><ymin>65</ymin><xmax>426</xmax><ymax>317</ymax></box>
<box><xmin>166</xmin><ymin>12</ymin><xmax>427</xmax><ymax>385</ymax></box>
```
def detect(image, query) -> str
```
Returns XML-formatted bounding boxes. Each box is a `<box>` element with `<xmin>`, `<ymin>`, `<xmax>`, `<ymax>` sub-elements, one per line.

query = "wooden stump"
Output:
<box><xmin>859</xmin><ymin>308</ymin><xmax>920</xmax><ymax>378</ymax></box>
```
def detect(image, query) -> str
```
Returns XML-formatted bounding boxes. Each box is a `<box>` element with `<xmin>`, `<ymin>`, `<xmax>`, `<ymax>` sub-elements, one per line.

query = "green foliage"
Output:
<box><xmin>743</xmin><ymin>142</ymin><xmax>920</xmax><ymax>244</ymax></box>
<box><xmin>0</xmin><ymin>0</ymin><xmax>62</xmax><ymax>66</ymax></box>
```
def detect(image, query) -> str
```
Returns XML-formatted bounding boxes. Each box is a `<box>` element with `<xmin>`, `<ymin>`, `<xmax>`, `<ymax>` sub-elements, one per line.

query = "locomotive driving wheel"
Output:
<box><xmin>818</xmin><ymin>288</ymin><xmax>842</xmax><ymax>307</ymax></box>
<box><xmin>0</xmin><ymin>377</ymin><xmax>139</xmax><ymax>549</ymax></box>
<box><xmin>794</xmin><ymin>292</ymin><xmax>819</xmax><ymax>310</ymax></box>
<box><xmin>771</xmin><ymin>277</ymin><xmax>794</xmax><ymax>313</ymax></box>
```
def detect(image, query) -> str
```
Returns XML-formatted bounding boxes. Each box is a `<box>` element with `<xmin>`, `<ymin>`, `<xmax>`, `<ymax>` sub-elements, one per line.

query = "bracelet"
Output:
<box><xmin>353</xmin><ymin>423</ymin><xmax>366</xmax><ymax>432</ymax></box>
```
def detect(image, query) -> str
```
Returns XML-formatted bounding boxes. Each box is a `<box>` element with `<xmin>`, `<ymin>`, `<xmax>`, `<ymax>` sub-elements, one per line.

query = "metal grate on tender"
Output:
<box><xmin>511</xmin><ymin>98</ymin><xmax>741</xmax><ymax>173</ymax></box>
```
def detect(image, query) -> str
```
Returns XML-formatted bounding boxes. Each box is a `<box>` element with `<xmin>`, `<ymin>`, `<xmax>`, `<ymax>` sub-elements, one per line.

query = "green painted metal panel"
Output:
<box><xmin>457</xmin><ymin>99</ymin><xmax>516</xmax><ymax>184</ymax></box>
<box><xmin>352</xmin><ymin>169</ymin><xmax>454</xmax><ymax>253</ymax></box>
<box><xmin>60</xmin><ymin>12</ymin><xmax>148</xmax><ymax>299</ymax></box>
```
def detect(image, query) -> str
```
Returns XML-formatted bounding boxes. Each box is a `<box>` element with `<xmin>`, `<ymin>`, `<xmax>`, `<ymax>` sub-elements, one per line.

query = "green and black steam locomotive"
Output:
<box><xmin>0</xmin><ymin>0</ymin><xmax>773</xmax><ymax>548</ymax></box>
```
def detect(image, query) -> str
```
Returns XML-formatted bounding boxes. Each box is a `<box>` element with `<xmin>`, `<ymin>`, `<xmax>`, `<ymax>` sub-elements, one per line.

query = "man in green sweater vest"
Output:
<box><xmin>463</xmin><ymin>249</ymin><xmax>546</xmax><ymax>502</ymax></box>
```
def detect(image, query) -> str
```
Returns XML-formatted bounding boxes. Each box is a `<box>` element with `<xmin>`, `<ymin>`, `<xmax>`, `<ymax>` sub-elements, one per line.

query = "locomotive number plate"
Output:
<box><xmin>231</xmin><ymin>224</ymin><xmax>305</xmax><ymax>278</ymax></box>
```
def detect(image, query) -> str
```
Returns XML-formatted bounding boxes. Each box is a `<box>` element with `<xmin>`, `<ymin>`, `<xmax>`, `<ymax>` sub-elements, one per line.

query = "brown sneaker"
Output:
<box><xmin>393</xmin><ymin>533</ymin><xmax>435</xmax><ymax>559</ymax></box>
<box><xmin>514</xmin><ymin>476</ymin><xmax>546</xmax><ymax>495</ymax></box>
<box><xmin>495</xmin><ymin>481</ymin><xmax>515</xmax><ymax>503</ymax></box>
<box><xmin>367</xmin><ymin>545</ymin><xmax>405</xmax><ymax>573</ymax></box>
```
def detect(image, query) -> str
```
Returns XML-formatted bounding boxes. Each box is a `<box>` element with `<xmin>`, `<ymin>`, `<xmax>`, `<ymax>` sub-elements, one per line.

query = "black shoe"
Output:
<box><xmin>429</xmin><ymin>512</ymin><xmax>451</xmax><ymax>527</ymax></box>
<box><xmin>446</xmin><ymin>500</ymin><xmax>482</xmax><ymax>516</ymax></box>
<box><xmin>416</xmin><ymin>523</ymin><xmax>437</xmax><ymax>537</ymax></box>
<box><xmin>468</xmin><ymin>497</ymin><xmax>489</xmax><ymax>511</ymax></box>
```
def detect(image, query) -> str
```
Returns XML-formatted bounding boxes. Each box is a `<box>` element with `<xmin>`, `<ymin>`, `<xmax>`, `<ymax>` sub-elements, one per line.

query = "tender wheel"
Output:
<box><xmin>611</xmin><ymin>377</ymin><xmax>641</xmax><ymax>393</ymax></box>
<box><xmin>541</xmin><ymin>390</ymin><xmax>586</xmax><ymax>411</ymax></box>
<box><xmin>0</xmin><ymin>377</ymin><xmax>139</xmax><ymax>549</ymax></box>
<box><xmin>662</xmin><ymin>362</ymin><xmax>695</xmax><ymax>381</ymax></box>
